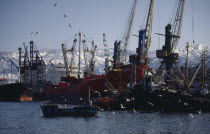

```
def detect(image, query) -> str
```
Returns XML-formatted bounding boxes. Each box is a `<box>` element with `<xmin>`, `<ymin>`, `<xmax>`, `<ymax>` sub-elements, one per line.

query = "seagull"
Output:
<box><xmin>53</xmin><ymin>3</ymin><xmax>58</xmax><ymax>7</ymax></box>
<box><xmin>133</xmin><ymin>108</ymin><xmax>137</xmax><ymax>113</ymax></box>
<box><xmin>184</xmin><ymin>103</ymin><xmax>188</xmax><ymax>106</ymax></box>
<box><xmin>198</xmin><ymin>110</ymin><xmax>202</xmax><ymax>114</ymax></box>
<box><xmin>112</xmin><ymin>111</ymin><xmax>115</xmax><ymax>115</ymax></box>
<box><xmin>190</xmin><ymin>114</ymin><xmax>194</xmax><ymax>118</ymax></box>
<box><xmin>120</xmin><ymin>104</ymin><xmax>126</xmax><ymax>109</ymax></box>
<box><xmin>148</xmin><ymin>102</ymin><xmax>154</xmax><ymax>106</ymax></box>
<box><xmin>68</xmin><ymin>23</ymin><xmax>72</xmax><ymax>29</ymax></box>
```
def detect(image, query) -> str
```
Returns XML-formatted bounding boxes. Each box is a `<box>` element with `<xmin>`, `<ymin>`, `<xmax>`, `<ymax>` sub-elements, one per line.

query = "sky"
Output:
<box><xmin>0</xmin><ymin>0</ymin><xmax>210</xmax><ymax>52</ymax></box>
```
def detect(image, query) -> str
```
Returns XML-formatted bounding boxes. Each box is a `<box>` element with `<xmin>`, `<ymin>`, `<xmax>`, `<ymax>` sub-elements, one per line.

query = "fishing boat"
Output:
<box><xmin>40</xmin><ymin>103</ymin><xmax>100</xmax><ymax>117</ymax></box>
<box><xmin>41</xmin><ymin>89</ymin><xmax>100</xmax><ymax>117</ymax></box>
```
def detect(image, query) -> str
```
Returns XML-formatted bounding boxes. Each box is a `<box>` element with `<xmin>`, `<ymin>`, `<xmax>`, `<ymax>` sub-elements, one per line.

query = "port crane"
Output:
<box><xmin>156</xmin><ymin>0</ymin><xmax>185</xmax><ymax>71</ymax></box>
<box><xmin>155</xmin><ymin>0</ymin><xmax>185</xmax><ymax>88</ymax></box>
<box><xmin>129</xmin><ymin>0</ymin><xmax>154</xmax><ymax>73</ymax></box>
<box><xmin>113</xmin><ymin>0</ymin><xmax>137</xmax><ymax>68</ymax></box>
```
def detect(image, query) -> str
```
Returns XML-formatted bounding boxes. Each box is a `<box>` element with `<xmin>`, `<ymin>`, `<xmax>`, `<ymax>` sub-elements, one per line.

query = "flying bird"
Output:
<box><xmin>35</xmin><ymin>32</ymin><xmax>39</xmax><ymax>34</ymax></box>
<box><xmin>64</xmin><ymin>15</ymin><xmax>67</xmax><ymax>18</ymax></box>
<box><xmin>30</xmin><ymin>32</ymin><xmax>33</xmax><ymax>34</ymax></box>
<box><xmin>53</xmin><ymin>3</ymin><xmax>58</xmax><ymax>7</ymax></box>
<box><xmin>68</xmin><ymin>23</ymin><xmax>72</xmax><ymax>29</ymax></box>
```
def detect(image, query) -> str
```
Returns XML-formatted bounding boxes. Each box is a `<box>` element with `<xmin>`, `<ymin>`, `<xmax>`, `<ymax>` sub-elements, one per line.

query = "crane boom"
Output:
<box><xmin>122</xmin><ymin>0</ymin><xmax>138</xmax><ymax>64</ymax></box>
<box><xmin>172</xmin><ymin>0</ymin><xmax>185</xmax><ymax>52</ymax></box>
<box><xmin>103</xmin><ymin>33</ymin><xmax>111</xmax><ymax>73</ymax></box>
<box><xmin>103</xmin><ymin>33</ymin><xmax>109</xmax><ymax>57</ymax></box>
<box><xmin>0</xmin><ymin>54</ymin><xmax>19</xmax><ymax>70</ymax></box>
<box><xmin>145</xmin><ymin>0</ymin><xmax>154</xmax><ymax>56</ymax></box>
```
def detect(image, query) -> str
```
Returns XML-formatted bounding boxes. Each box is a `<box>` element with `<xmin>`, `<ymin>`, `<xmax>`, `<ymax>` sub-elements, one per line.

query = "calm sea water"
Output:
<box><xmin>0</xmin><ymin>102</ymin><xmax>210</xmax><ymax>134</ymax></box>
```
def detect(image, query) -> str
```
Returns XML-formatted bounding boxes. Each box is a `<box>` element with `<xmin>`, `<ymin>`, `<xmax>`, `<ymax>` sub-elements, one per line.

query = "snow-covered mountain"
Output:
<box><xmin>0</xmin><ymin>44</ymin><xmax>209</xmax><ymax>80</ymax></box>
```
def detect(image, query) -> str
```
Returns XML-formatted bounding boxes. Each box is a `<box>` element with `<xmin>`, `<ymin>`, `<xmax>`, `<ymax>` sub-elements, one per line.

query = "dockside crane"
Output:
<box><xmin>129</xmin><ymin>0</ymin><xmax>154</xmax><ymax>75</ymax></box>
<box><xmin>156</xmin><ymin>0</ymin><xmax>185</xmax><ymax>71</ymax></box>
<box><xmin>155</xmin><ymin>0</ymin><xmax>185</xmax><ymax>89</ymax></box>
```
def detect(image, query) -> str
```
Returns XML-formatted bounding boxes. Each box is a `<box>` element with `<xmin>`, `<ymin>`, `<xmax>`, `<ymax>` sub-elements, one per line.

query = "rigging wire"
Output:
<box><xmin>156</xmin><ymin>0</ymin><xmax>161</xmax><ymax>50</ymax></box>
<box><xmin>63</xmin><ymin>34</ymin><xmax>77</xmax><ymax>45</ymax></box>
<box><xmin>191</xmin><ymin>0</ymin><xmax>195</xmax><ymax>45</ymax></box>
<box><xmin>169</xmin><ymin>0</ymin><xmax>179</xmax><ymax>24</ymax></box>
<box><xmin>142</xmin><ymin>0</ymin><xmax>150</xmax><ymax>30</ymax></box>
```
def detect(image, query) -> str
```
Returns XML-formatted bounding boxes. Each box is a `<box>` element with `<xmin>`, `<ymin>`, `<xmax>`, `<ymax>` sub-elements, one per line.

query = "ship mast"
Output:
<box><xmin>202</xmin><ymin>50</ymin><xmax>207</xmax><ymax>88</ymax></box>
<box><xmin>185</xmin><ymin>42</ymin><xmax>189</xmax><ymax>89</ymax></box>
<box><xmin>78</xmin><ymin>32</ymin><xmax>82</xmax><ymax>78</ymax></box>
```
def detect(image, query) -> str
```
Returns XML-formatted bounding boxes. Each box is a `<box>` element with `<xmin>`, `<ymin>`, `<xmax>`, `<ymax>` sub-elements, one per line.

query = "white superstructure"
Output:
<box><xmin>47</xmin><ymin>63</ymin><xmax>81</xmax><ymax>85</ymax></box>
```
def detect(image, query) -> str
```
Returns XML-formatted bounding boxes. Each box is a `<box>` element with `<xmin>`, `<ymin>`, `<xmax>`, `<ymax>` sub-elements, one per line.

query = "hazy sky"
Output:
<box><xmin>0</xmin><ymin>0</ymin><xmax>210</xmax><ymax>52</ymax></box>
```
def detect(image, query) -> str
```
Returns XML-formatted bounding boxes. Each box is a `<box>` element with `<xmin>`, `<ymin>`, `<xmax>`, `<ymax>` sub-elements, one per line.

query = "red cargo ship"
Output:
<box><xmin>44</xmin><ymin>0</ymin><xmax>153</xmax><ymax>104</ymax></box>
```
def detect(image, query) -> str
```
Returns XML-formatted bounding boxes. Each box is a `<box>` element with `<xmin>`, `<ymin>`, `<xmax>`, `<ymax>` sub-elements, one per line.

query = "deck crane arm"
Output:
<box><xmin>103</xmin><ymin>33</ymin><xmax>109</xmax><ymax>57</ymax></box>
<box><xmin>103</xmin><ymin>33</ymin><xmax>111</xmax><ymax>73</ymax></box>
<box><xmin>0</xmin><ymin>54</ymin><xmax>19</xmax><ymax>70</ymax></box>
<box><xmin>122</xmin><ymin>0</ymin><xmax>138</xmax><ymax>64</ymax></box>
<box><xmin>69</xmin><ymin>39</ymin><xmax>77</xmax><ymax>75</ymax></box>
<box><xmin>82</xmin><ymin>39</ymin><xmax>89</xmax><ymax>72</ymax></box>
<box><xmin>89</xmin><ymin>41</ymin><xmax>97</xmax><ymax>76</ymax></box>
<box><xmin>61</xmin><ymin>38</ymin><xmax>77</xmax><ymax>77</ymax></box>
<box><xmin>61</xmin><ymin>43</ymin><xmax>70</xmax><ymax>77</ymax></box>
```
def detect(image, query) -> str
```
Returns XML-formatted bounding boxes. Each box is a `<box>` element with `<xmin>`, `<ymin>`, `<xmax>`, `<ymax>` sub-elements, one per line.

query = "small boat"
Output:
<box><xmin>40</xmin><ymin>103</ymin><xmax>100</xmax><ymax>117</ymax></box>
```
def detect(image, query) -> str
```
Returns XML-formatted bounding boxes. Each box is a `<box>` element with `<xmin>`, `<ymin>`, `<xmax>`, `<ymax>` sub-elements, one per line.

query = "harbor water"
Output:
<box><xmin>1</xmin><ymin>102</ymin><xmax>210</xmax><ymax>134</ymax></box>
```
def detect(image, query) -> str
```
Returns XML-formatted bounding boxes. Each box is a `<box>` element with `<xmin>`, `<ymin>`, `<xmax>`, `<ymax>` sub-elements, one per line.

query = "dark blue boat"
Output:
<box><xmin>40</xmin><ymin>103</ymin><xmax>100</xmax><ymax>117</ymax></box>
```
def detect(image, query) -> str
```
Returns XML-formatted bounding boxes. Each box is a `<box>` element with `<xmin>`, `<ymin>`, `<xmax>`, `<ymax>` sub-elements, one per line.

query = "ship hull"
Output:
<box><xmin>45</xmin><ymin>77</ymin><xmax>107</xmax><ymax>104</ymax></box>
<box><xmin>44</xmin><ymin>64</ymin><xmax>145</xmax><ymax>104</ymax></box>
<box><xmin>0</xmin><ymin>83</ymin><xmax>27</xmax><ymax>101</ymax></box>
